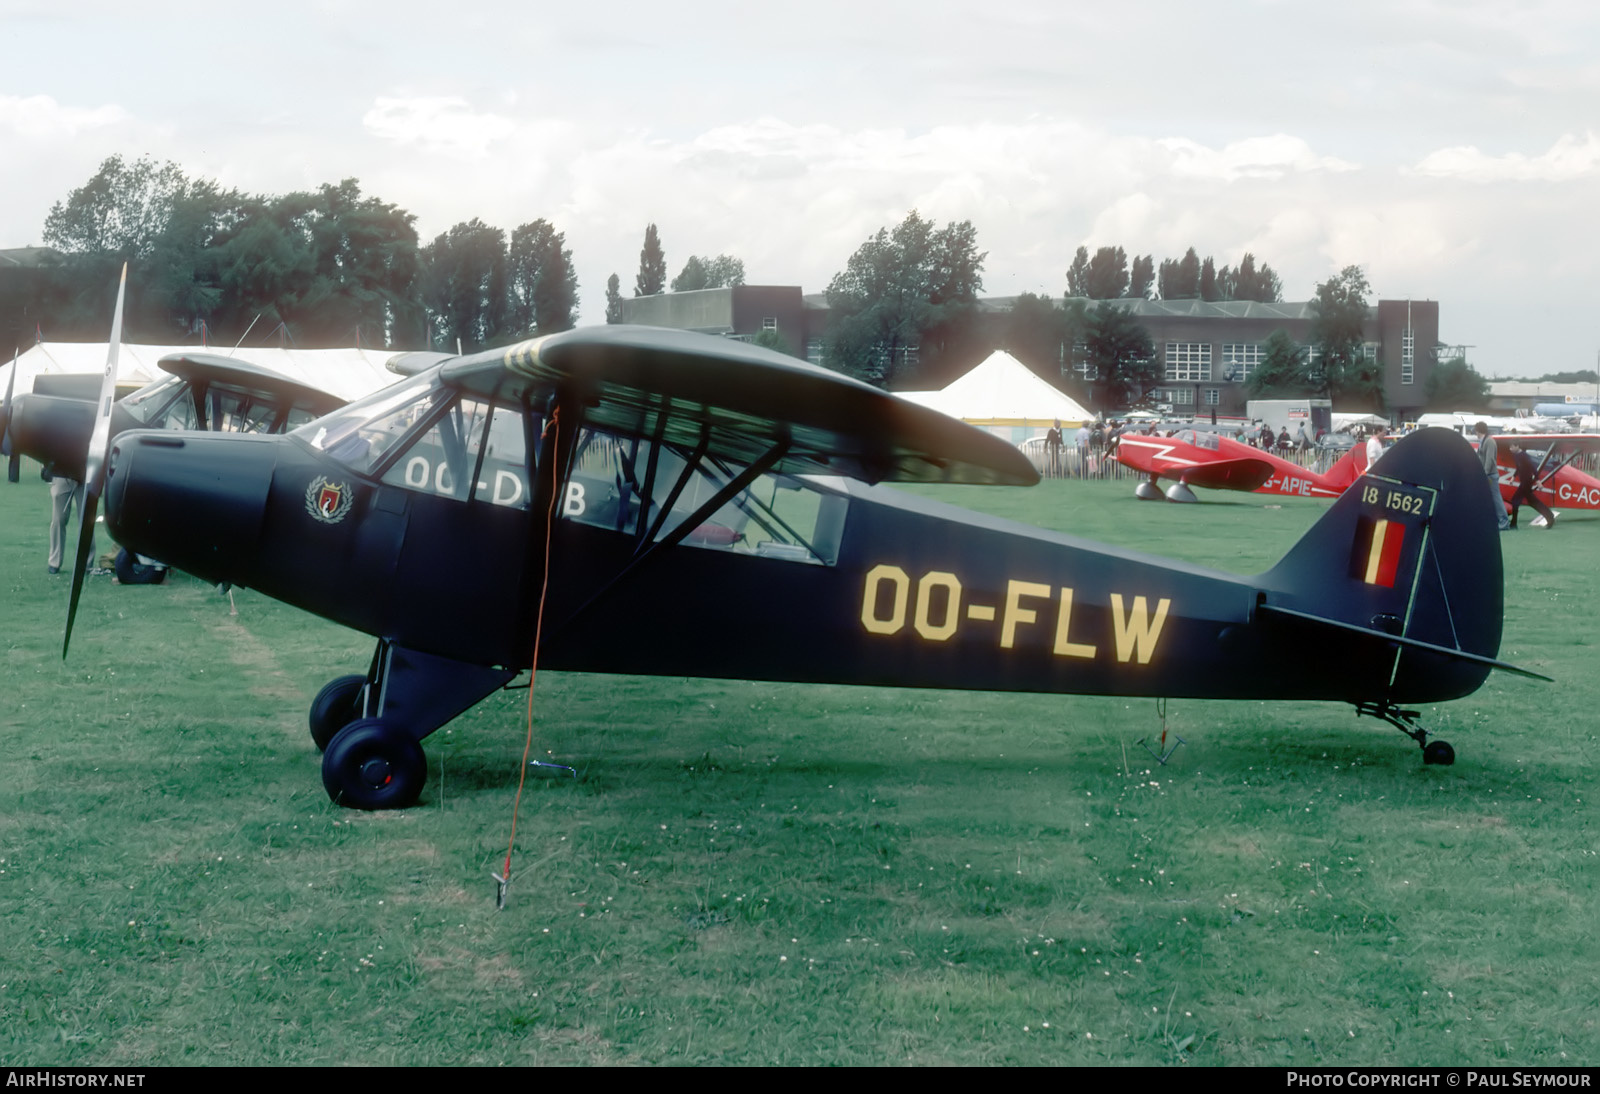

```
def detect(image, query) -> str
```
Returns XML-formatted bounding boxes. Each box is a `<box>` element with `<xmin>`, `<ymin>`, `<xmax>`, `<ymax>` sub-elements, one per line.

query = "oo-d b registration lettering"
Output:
<box><xmin>860</xmin><ymin>565</ymin><xmax>1170</xmax><ymax>665</ymax></box>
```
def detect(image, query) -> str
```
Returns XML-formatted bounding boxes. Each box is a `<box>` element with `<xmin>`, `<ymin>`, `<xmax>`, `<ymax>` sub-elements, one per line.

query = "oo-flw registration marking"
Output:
<box><xmin>859</xmin><ymin>565</ymin><xmax>1171</xmax><ymax>664</ymax></box>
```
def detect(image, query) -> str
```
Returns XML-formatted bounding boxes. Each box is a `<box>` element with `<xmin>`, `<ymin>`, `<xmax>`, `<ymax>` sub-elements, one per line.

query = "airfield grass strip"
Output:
<box><xmin>0</xmin><ymin>469</ymin><xmax>1595</xmax><ymax>1065</ymax></box>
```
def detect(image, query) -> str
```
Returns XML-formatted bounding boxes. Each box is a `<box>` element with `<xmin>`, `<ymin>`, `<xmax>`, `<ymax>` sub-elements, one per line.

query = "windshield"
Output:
<box><xmin>120</xmin><ymin>375</ymin><xmax>197</xmax><ymax>429</ymax></box>
<box><xmin>292</xmin><ymin>372</ymin><xmax>442</xmax><ymax>475</ymax></box>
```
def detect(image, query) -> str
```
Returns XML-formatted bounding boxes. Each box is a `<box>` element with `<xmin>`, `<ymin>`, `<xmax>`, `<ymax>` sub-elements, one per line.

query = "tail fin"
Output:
<box><xmin>1320</xmin><ymin>445</ymin><xmax>1366</xmax><ymax>491</ymax></box>
<box><xmin>1253</xmin><ymin>428</ymin><xmax>1536</xmax><ymax>704</ymax></box>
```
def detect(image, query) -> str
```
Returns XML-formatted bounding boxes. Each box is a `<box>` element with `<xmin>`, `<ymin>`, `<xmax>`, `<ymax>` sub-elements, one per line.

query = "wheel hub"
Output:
<box><xmin>358</xmin><ymin>756</ymin><xmax>394</xmax><ymax>788</ymax></box>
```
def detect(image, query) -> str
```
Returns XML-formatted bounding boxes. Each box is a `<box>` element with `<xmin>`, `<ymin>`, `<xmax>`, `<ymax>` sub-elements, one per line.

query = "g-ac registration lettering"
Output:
<box><xmin>860</xmin><ymin>566</ymin><xmax>1169</xmax><ymax>664</ymax></box>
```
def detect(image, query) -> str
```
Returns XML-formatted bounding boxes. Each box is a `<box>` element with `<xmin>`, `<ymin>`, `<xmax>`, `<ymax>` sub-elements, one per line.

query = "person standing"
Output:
<box><xmin>1474</xmin><ymin>421</ymin><xmax>1510</xmax><ymax>531</ymax></box>
<box><xmin>1364</xmin><ymin>425</ymin><xmax>1387</xmax><ymax>472</ymax></box>
<box><xmin>1506</xmin><ymin>443</ymin><xmax>1557</xmax><ymax>529</ymax></box>
<box><xmin>47</xmin><ymin>475</ymin><xmax>89</xmax><ymax>574</ymax></box>
<box><xmin>1044</xmin><ymin>420</ymin><xmax>1063</xmax><ymax>478</ymax></box>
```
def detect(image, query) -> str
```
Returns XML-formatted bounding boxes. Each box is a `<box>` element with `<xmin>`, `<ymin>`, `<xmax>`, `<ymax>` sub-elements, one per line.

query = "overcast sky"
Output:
<box><xmin>2</xmin><ymin>0</ymin><xmax>1596</xmax><ymax>376</ymax></box>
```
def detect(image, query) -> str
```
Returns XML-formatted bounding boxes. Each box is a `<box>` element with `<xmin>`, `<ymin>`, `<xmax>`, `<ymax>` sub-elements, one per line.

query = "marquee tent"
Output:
<box><xmin>897</xmin><ymin>350</ymin><xmax>1093</xmax><ymax>439</ymax></box>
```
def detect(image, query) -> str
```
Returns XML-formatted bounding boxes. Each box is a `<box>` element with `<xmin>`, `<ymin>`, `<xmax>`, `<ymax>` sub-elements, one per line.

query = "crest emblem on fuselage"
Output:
<box><xmin>305</xmin><ymin>476</ymin><xmax>354</xmax><ymax>524</ymax></box>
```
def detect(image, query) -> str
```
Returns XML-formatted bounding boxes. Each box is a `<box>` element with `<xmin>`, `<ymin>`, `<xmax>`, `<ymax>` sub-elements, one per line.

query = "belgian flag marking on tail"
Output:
<box><xmin>1351</xmin><ymin>517</ymin><xmax>1406</xmax><ymax>587</ymax></box>
<box><xmin>1347</xmin><ymin>476</ymin><xmax>1435</xmax><ymax>589</ymax></box>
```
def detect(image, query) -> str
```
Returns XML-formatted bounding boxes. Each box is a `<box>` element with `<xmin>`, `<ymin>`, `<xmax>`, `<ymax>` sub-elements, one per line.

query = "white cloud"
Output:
<box><xmin>1157</xmin><ymin>135</ymin><xmax>1359</xmax><ymax>181</ymax></box>
<box><xmin>0</xmin><ymin>94</ymin><xmax>126</xmax><ymax>139</ymax></box>
<box><xmin>1407</xmin><ymin>131</ymin><xmax>1600</xmax><ymax>182</ymax></box>
<box><xmin>362</xmin><ymin>96</ymin><xmax>516</xmax><ymax>159</ymax></box>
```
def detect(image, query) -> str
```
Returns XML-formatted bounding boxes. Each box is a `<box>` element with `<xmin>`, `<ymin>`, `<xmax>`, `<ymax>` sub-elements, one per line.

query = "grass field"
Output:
<box><xmin>1</xmin><ymin>467</ymin><xmax>1595</xmax><ymax>1066</ymax></box>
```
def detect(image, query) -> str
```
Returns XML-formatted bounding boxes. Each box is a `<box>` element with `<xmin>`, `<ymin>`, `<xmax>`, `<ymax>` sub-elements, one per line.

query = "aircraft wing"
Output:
<box><xmin>437</xmin><ymin>326</ymin><xmax>1041</xmax><ymax>486</ymax></box>
<box><xmin>1176</xmin><ymin>457</ymin><xmax>1277</xmax><ymax>492</ymax></box>
<box><xmin>1494</xmin><ymin>433</ymin><xmax>1600</xmax><ymax>455</ymax></box>
<box><xmin>159</xmin><ymin>353</ymin><xmax>347</xmax><ymax>418</ymax></box>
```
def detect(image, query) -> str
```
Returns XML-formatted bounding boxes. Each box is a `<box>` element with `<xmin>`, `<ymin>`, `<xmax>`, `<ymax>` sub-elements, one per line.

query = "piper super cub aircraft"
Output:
<box><xmin>87</xmin><ymin>324</ymin><xmax>1545</xmax><ymax>809</ymax></box>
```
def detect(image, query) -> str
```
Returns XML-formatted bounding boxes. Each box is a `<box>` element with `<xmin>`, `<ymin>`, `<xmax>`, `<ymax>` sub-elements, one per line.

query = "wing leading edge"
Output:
<box><xmin>438</xmin><ymin>326</ymin><xmax>1041</xmax><ymax>486</ymax></box>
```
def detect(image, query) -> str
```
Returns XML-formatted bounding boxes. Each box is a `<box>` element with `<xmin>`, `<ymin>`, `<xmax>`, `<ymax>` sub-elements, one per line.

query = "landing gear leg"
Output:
<box><xmin>1354</xmin><ymin>702</ymin><xmax>1455</xmax><ymax>765</ymax></box>
<box><xmin>317</xmin><ymin>639</ymin><xmax>518</xmax><ymax>808</ymax></box>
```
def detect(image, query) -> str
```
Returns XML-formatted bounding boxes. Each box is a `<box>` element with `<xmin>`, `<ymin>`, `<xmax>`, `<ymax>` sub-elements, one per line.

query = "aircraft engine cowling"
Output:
<box><xmin>105</xmin><ymin>431</ymin><xmax>276</xmax><ymax>585</ymax></box>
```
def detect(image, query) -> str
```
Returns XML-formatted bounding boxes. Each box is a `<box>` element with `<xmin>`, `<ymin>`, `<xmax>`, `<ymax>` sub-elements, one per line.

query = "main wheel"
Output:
<box><xmin>309</xmin><ymin>674</ymin><xmax>368</xmax><ymax>751</ymax></box>
<box><xmin>1423</xmin><ymin>740</ymin><xmax>1456</xmax><ymax>766</ymax></box>
<box><xmin>321</xmin><ymin>720</ymin><xmax>426</xmax><ymax>810</ymax></box>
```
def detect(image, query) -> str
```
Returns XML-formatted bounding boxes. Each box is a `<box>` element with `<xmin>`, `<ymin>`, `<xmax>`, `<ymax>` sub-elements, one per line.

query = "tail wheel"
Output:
<box><xmin>309</xmin><ymin>674</ymin><xmax>368</xmax><ymax>751</ymax></box>
<box><xmin>321</xmin><ymin>719</ymin><xmax>426</xmax><ymax>810</ymax></box>
<box><xmin>1423</xmin><ymin>740</ymin><xmax>1455</xmax><ymax>766</ymax></box>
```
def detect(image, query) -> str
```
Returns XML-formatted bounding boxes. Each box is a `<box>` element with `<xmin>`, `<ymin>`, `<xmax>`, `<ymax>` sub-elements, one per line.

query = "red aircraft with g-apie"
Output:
<box><xmin>1113</xmin><ymin>426</ymin><xmax>1365</xmax><ymax>503</ymax></box>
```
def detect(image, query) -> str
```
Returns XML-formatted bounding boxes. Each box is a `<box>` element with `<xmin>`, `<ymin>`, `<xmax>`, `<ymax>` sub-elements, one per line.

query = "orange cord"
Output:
<box><xmin>502</xmin><ymin>406</ymin><xmax>562</xmax><ymax>886</ymax></box>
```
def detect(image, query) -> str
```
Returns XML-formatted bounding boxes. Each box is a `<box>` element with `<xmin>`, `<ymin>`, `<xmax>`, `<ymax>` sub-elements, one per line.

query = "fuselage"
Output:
<box><xmin>104</xmin><ymin>421</ymin><xmax>1489</xmax><ymax>707</ymax></box>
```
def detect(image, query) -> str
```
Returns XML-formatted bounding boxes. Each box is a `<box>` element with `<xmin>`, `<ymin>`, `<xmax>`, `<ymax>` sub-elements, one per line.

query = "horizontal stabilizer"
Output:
<box><xmin>1257</xmin><ymin>603</ymin><xmax>1551</xmax><ymax>682</ymax></box>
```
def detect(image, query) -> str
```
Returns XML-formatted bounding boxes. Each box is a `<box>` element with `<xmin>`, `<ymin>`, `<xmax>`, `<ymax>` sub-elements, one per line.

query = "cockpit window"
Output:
<box><xmin>563</xmin><ymin>427</ymin><xmax>847</xmax><ymax>565</ymax></box>
<box><xmin>381</xmin><ymin>397</ymin><xmax>531</xmax><ymax>509</ymax></box>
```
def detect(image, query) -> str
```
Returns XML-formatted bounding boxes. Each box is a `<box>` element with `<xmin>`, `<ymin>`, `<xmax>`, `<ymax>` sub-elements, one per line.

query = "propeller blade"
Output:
<box><xmin>83</xmin><ymin>265</ymin><xmax>126</xmax><ymax>499</ymax></box>
<box><xmin>64</xmin><ymin>262</ymin><xmax>126</xmax><ymax>659</ymax></box>
<box><xmin>6</xmin><ymin>453</ymin><xmax>17</xmax><ymax>484</ymax></box>
<box><xmin>62</xmin><ymin>491</ymin><xmax>98</xmax><ymax>658</ymax></box>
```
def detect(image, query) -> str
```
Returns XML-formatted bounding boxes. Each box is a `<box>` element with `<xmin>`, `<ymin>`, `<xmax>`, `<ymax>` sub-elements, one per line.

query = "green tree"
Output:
<box><xmin>42</xmin><ymin>155</ymin><xmax>245</xmax><ymax>339</ymax></box>
<box><xmin>824</xmin><ymin>210</ymin><xmax>985</xmax><ymax>386</ymax></box>
<box><xmin>1309</xmin><ymin>265</ymin><xmax>1383</xmax><ymax>409</ymax></box>
<box><xmin>420</xmin><ymin>219</ymin><xmax>507</xmax><ymax>351</ymax></box>
<box><xmin>671</xmin><ymin>254</ymin><xmax>745</xmax><ymax>292</ymax></box>
<box><xmin>605</xmin><ymin>273</ymin><xmax>624</xmax><ymax>323</ymax></box>
<box><xmin>506</xmin><ymin>219</ymin><xmax>578</xmax><ymax>335</ymax></box>
<box><xmin>1425</xmin><ymin>357</ymin><xmax>1490</xmax><ymax>411</ymax></box>
<box><xmin>1244</xmin><ymin>329</ymin><xmax>1311</xmax><ymax>398</ymax></box>
<box><xmin>1129</xmin><ymin>255</ymin><xmax>1154</xmax><ymax>299</ymax></box>
<box><xmin>1083</xmin><ymin>303</ymin><xmax>1156</xmax><ymax>410</ymax></box>
<box><xmin>1002</xmin><ymin>292</ymin><xmax>1066</xmax><ymax>377</ymax></box>
<box><xmin>1066</xmin><ymin>246</ymin><xmax>1089</xmax><ymax>298</ymax></box>
<box><xmin>1158</xmin><ymin>248</ymin><xmax>1201</xmax><ymax>300</ymax></box>
<box><xmin>1224</xmin><ymin>252</ymin><xmax>1282</xmax><ymax>303</ymax></box>
<box><xmin>749</xmin><ymin>328</ymin><xmax>791</xmax><ymax>355</ymax></box>
<box><xmin>1083</xmin><ymin>246</ymin><xmax>1129</xmax><ymax>299</ymax></box>
<box><xmin>634</xmin><ymin>224</ymin><xmax>666</xmax><ymax>296</ymax></box>
<box><xmin>279</xmin><ymin>180</ymin><xmax>423</xmax><ymax>346</ymax></box>
<box><xmin>1199</xmin><ymin>257</ymin><xmax>1219</xmax><ymax>302</ymax></box>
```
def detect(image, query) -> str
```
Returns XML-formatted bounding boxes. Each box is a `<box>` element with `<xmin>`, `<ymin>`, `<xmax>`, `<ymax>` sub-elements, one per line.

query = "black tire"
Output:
<box><xmin>309</xmin><ymin>674</ymin><xmax>368</xmax><ymax>751</ymax></box>
<box><xmin>114</xmin><ymin>547</ymin><xmax>167</xmax><ymax>585</ymax></box>
<box><xmin>321</xmin><ymin>719</ymin><xmax>426</xmax><ymax>810</ymax></box>
<box><xmin>1423</xmin><ymin>740</ymin><xmax>1456</xmax><ymax>766</ymax></box>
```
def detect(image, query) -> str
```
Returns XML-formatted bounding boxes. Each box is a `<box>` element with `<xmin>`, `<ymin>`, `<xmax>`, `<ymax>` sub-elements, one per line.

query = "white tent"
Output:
<box><xmin>1</xmin><ymin>342</ymin><xmax>406</xmax><ymax>403</ymax></box>
<box><xmin>897</xmin><ymin>350</ymin><xmax>1093</xmax><ymax>440</ymax></box>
